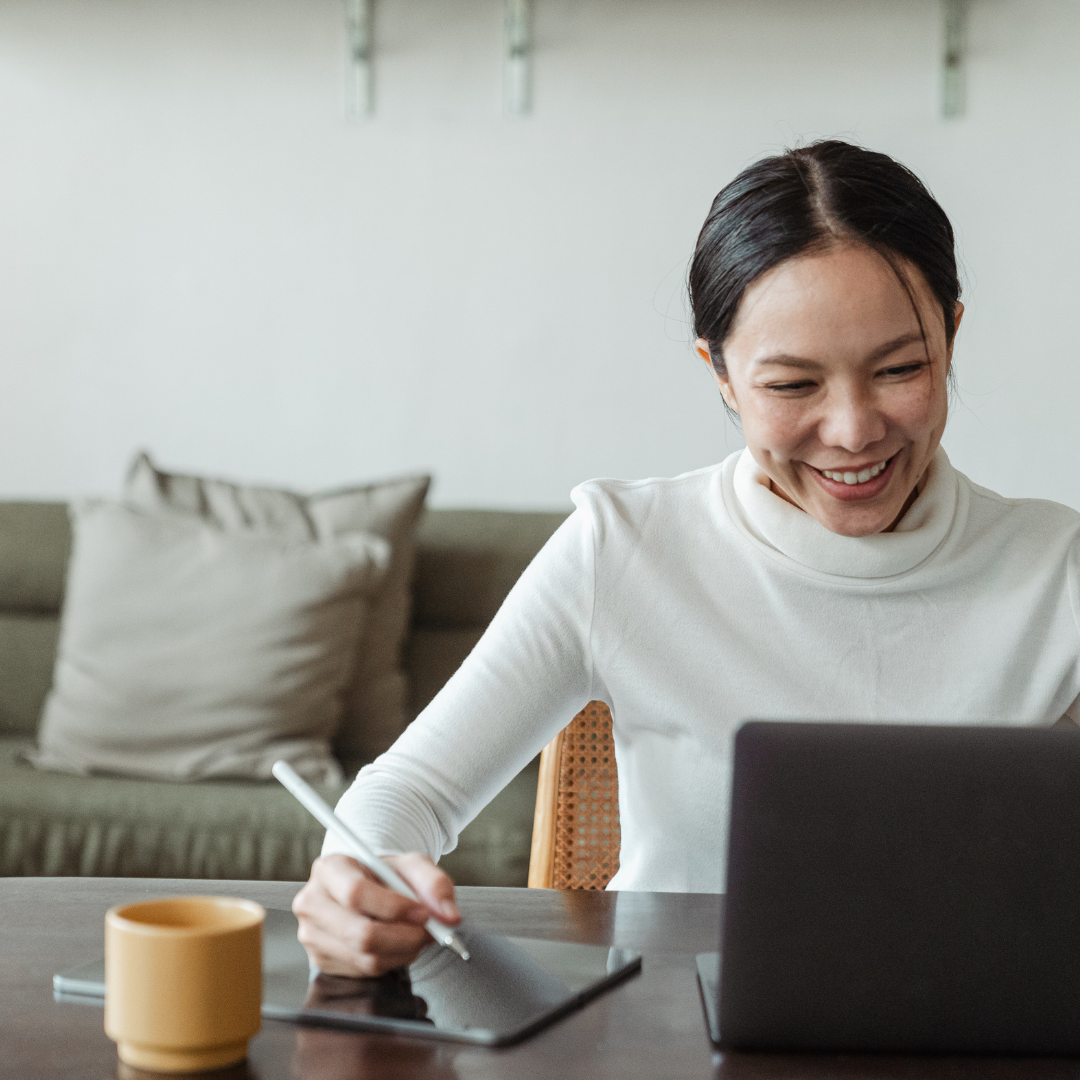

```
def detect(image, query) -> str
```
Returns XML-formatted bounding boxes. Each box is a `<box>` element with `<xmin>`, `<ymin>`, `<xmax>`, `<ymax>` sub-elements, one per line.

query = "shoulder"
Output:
<box><xmin>568</xmin><ymin>456</ymin><xmax>735</xmax><ymax>540</ymax></box>
<box><xmin>955</xmin><ymin>469</ymin><xmax>1080</xmax><ymax>550</ymax></box>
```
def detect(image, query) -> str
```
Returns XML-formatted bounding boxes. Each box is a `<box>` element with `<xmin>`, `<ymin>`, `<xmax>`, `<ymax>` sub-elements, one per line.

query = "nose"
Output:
<box><xmin>818</xmin><ymin>384</ymin><xmax>887</xmax><ymax>454</ymax></box>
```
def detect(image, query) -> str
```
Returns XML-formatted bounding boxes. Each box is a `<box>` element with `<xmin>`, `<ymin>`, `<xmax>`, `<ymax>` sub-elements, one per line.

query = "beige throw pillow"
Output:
<box><xmin>29</xmin><ymin>501</ymin><xmax>389</xmax><ymax>782</ymax></box>
<box><xmin>125</xmin><ymin>454</ymin><xmax>430</xmax><ymax>765</ymax></box>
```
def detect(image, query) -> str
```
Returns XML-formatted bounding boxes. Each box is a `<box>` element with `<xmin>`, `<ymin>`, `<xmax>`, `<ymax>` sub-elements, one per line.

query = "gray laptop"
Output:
<box><xmin>698</xmin><ymin>720</ymin><xmax>1080</xmax><ymax>1055</ymax></box>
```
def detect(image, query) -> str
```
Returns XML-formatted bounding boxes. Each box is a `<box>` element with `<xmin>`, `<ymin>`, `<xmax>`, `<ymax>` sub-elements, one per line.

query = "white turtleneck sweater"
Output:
<box><xmin>327</xmin><ymin>448</ymin><xmax>1080</xmax><ymax>893</ymax></box>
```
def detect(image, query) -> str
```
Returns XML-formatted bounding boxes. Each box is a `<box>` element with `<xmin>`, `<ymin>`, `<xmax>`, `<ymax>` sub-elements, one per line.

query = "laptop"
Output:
<box><xmin>698</xmin><ymin>720</ymin><xmax>1080</xmax><ymax>1055</ymax></box>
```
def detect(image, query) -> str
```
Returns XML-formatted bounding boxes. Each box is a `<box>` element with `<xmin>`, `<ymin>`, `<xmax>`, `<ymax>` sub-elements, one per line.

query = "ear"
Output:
<box><xmin>696</xmin><ymin>338</ymin><xmax>739</xmax><ymax>414</ymax></box>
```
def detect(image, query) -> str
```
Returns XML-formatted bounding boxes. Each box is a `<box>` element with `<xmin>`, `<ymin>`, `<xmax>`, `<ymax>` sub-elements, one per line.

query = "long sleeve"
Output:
<box><xmin>325</xmin><ymin>503</ymin><xmax>598</xmax><ymax>861</ymax></box>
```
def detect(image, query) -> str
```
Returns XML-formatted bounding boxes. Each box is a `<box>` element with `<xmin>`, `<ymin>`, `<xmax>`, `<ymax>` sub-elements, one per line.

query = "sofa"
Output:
<box><xmin>0</xmin><ymin>501</ymin><xmax>568</xmax><ymax>885</ymax></box>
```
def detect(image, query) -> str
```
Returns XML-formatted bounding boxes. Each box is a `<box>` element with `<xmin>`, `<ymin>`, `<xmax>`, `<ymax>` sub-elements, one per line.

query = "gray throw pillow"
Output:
<box><xmin>28</xmin><ymin>501</ymin><xmax>389</xmax><ymax>782</ymax></box>
<box><xmin>125</xmin><ymin>454</ymin><xmax>430</xmax><ymax>766</ymax></box>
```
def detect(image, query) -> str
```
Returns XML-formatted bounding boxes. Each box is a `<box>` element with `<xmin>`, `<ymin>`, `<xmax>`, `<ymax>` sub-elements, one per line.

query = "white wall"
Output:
<box><xmin>1</xmin><ymin>0</ymin><xmax>1077</xmax><ymax>509</ymax></box>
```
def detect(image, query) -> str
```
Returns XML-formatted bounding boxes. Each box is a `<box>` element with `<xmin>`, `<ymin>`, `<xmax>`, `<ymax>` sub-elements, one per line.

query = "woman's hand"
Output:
<box><xmin>292</xmin><ymin>852</ymin><xmax>461</xmax><ymax>977</ymax></box>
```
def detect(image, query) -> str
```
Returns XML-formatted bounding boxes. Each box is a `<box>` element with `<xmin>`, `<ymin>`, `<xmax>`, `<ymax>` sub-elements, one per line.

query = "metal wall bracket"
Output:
<box><xmin>345</xmin><ymin>0</ymin><xmax>374</xmax><ymax>119</ymax></box>
<box><xmin>505</xmin><ymin>0</ymin><xmax>532</xmax><ymax>116</ymax></box>
<box><xmin>941</xmin><ymin>0</ymin><xmax>966</xmax><ymax>118</ymax></box>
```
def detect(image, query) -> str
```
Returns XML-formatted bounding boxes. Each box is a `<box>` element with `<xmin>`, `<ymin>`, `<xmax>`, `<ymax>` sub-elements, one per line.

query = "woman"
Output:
<box><xmin>294</xmin><ymin>141</ymin><xmax>1080</xmax><ymax>976</ymax></box>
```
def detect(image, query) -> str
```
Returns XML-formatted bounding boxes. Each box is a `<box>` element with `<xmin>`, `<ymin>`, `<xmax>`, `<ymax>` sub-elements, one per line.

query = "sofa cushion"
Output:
<box><xmin>412</xmin><ymin>510</ymin><xmax>569</xmax><ymax>629</ymax></box>
<box><xmin>436</xmin><ymin>754</ymin><xmax>540</xmax><ymax>888</ymax></box>
<box><xmin>0</xmin><ymin>735</ymin><xmax>539</xmax><ymax>885</ymax></box>
<box><xmin>403</xmin><ymin>627</ymin><xmax>485</xmax><ymax>722</ymax></box>
<box><xmin>31</xmin><ymin>501</ymin><xmax>389</xmax><ymax>782</ymax></box>
<box><xmin>0</xmin><ymin>736</ymin><xmax>346</xmax><ymax>879</ymax></box>
<box><xmin>0</xmin><ymin>502</ymin><xmax>70</xmax><ymax>613</ymax></box>
<box><xmin>126</xmin><ymin>455</ymin><xmax>430</xmax><ymax>765</ymax></box>
<box><xmin>0</xmin><ymin>613</ymin><xmax>60</xmax><ymax>736</ymax></box>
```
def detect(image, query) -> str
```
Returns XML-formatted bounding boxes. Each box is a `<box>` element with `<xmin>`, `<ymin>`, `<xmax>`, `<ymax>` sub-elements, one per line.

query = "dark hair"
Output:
<box><xmin>689</xmin><ymin>140</ymin><xmax>960</xmax><ymax>378</ymax></box>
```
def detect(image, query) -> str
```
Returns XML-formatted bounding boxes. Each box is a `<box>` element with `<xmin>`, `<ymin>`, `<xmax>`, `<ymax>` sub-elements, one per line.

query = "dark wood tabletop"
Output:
<box><xmin>4</xmin><ymin>878</ymin><xmax>1080</xmax><ymax>1080</ymax></box>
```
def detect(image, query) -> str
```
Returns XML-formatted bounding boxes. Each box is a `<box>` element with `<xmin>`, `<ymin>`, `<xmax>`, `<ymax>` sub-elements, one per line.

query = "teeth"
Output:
<box><xmin>821</xmin><ymin>460</ymin><xmax>887</xmax><ymax>485</ymax></box>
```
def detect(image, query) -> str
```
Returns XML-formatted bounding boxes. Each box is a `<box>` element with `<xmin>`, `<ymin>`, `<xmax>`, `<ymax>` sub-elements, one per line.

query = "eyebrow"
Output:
<box><xmin>753</xmin><ymin>332</ymin><xmax>927</xmax><ymax>370</ymax></box>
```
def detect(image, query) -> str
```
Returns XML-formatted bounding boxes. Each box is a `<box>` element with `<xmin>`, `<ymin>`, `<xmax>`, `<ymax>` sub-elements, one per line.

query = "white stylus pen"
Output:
<box><xmin>272</xmin><ymin>760</ymin><xmax>470</xmax><ymax>961</ymax></box>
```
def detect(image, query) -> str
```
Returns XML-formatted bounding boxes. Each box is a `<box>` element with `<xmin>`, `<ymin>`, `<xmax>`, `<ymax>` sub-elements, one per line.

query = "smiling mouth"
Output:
<box><xmin>818</xmin><ymin>457</ymin><xmax>892</xmax><ymax>486</ymax></box>
<box><xmin>805</xmin><ymin>453</ymin><xmax>901</xmax><ymax>500</ymax></box>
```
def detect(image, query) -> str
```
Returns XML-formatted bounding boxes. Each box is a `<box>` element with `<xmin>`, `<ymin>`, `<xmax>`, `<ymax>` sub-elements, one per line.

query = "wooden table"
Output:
<box><xmin>3</xmin><ymin>878</ymin><xmax>1078</xmax><ymax>1080</ymax></box>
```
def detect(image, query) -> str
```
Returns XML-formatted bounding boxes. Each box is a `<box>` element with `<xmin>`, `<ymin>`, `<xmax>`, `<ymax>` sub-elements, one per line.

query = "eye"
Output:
<box><xmin>764</xmin><ymin>379</ymin><xmax>817</xmax><ymax>393</ymax></box>
<box><xmin>878</xmin><ymin>361</ymin><xmax>928</xmax><ymax>379</ymax></box>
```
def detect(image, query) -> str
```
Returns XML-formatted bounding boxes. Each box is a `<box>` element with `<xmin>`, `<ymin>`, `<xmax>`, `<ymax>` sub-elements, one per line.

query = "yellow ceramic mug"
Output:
<box><xmin>104</xmin><ymin>896</ymin><xmax>265</xmax><ymax>1073</ymax></box>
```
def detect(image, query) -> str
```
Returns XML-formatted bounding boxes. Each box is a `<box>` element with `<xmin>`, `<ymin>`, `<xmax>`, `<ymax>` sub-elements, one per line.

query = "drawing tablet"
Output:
<box><xmin>54</xmin><ymin>907</ymin><xmax>641</xmax><ymax>1046</ymax></box>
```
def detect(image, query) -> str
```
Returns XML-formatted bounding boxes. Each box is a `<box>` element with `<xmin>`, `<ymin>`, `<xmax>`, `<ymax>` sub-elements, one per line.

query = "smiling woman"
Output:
<box><xmin>291</xmin><ymin>142</ymin><xmax>1080</xmax><ymax>980</ymax></box>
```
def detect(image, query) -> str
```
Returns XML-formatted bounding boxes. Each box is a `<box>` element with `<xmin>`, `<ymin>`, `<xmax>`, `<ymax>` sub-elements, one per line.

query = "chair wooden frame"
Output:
<box><xmin>528</xmin><ymin>726</ymin><xmax>566</xmax><ymax>888</ymax></box>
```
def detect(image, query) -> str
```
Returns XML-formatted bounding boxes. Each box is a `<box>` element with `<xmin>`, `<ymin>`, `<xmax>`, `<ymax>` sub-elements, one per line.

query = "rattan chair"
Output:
<box><xmin>527</xmin><ymin>701</ymin><xmax>621</xmax><ymax>889</ymax></box>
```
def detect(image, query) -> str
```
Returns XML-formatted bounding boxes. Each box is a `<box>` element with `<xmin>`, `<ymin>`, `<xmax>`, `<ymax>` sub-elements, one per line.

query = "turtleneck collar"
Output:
<box><xmin>724</xmin><ymin>445</ymin><xmax>958</xmax><ymax>579</ymax></box>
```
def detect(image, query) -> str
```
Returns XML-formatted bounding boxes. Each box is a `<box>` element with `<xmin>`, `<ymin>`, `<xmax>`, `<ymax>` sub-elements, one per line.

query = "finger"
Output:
<box><xmin>386</xmin><ymin>853</ymin><xmax>460</xmax><ymax>924</ymax></box>
<box><xmin>313</xmin><ymin>854</ymin><xmax>430</xmax><ymax>925</ymax></box>
<box><xmin>301</xmin><ymin>912</ymin><xmax>430</xmax><ymax>976</ymax></box>
<box><xmin>293</xmin><ymin>880</ymin><xmax>430</xmax><ymax>976</ymax></box>
<box><xmin>302</xmin><ymin>923</ymin><xmax>427</xmax><ymax>977</ymax></box>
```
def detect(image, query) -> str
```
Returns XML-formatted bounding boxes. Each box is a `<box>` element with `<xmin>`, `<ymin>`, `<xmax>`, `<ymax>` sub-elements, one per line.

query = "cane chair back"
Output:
<box><xmin>527</xmin><ymin>701</ymin><xmax>621</xmax><ymax>890</ymax></box>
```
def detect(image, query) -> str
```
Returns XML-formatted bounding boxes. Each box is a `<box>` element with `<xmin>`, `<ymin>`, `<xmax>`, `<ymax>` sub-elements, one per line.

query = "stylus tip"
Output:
<box><xmin>446</xmin><ymin>934</ymin><xmax>470</xmax><ymax>961</ymax></box>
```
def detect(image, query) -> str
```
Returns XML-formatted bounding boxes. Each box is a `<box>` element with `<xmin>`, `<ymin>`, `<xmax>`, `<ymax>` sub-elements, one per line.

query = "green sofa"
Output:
<box><xmin>0</xmin><ymin>502</ymin><xmax>568</xmax><ymax>884</ymax></box>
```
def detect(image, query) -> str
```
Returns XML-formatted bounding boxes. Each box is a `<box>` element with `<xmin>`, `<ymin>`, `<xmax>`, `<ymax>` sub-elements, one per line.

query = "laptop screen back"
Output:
<box><xmin>719</xmin><ymin>721</ymin><xmax>1080</xmax><ymax>1055</ymax></box>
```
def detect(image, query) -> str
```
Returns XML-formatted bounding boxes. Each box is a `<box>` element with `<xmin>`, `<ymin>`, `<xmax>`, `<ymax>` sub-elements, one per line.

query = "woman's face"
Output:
<box><xmin>698</xmin><ymin>243</ymin><xmax>963</xmax><ymax>538</ymax></box>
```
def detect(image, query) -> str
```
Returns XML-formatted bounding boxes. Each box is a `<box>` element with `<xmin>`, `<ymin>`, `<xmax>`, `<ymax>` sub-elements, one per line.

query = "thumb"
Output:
<box><xmin>385</xmin><ymin>852</ymin><xmax>460</xmax><ymax>925</ymax></box>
